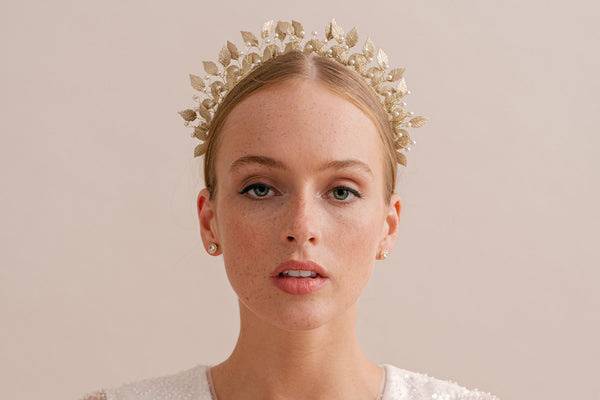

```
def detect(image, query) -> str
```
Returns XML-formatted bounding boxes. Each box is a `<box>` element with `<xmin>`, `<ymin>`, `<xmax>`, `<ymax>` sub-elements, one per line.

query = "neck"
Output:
<box><xmin>208</xmin><ymin>299</ymin><xmax>385</xmax><ymax>400</ymax></box>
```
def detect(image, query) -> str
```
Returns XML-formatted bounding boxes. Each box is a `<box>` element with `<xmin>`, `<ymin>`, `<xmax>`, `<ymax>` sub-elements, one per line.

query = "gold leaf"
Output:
<box><xmin>178</xmin><ymin>109</ymin><xmax>197</xmax><ymax>122</ymax></box>
<box><xmin>262</xmin><ymin>43</ymin><xmax>276</xmax><ymax>61</ymax></box>
<box><xmin>363</xmin><ymin>37</ymin><xmax>375</xmax><ymax>59</ymax></box>
<box><xmin>218</xmin><ymin>45</ymin><xmax>231</xmax><ymax>67</ymax></box>
<box><xmin>189</xmin><ymin>74</ymin><xmax>205</xmax><ymax>91</ymax></box>
<box><xmin>226</xmin><ymin>40</ymin><xmax>240</xmax><ymax>60</ymax></box>
<box><xmin>210</xmin><ymin>81</ymin><xmax>225</xmax><ymax>99</ymax></box>
<box><xmin>395</xmin><ymin>128</ymin><xmax>409</xmax><ymax>138</ymax></box>
<box><xmin>226</xmin><ymin>64</ymin><xmax>240</xmax><ymax>77</ymax></box>
<box><xmin>284</xmin><ymin>40</ymin><xmax>301</xmax><ymax>54</ymax></box>
<box><xmin>291</xmin><ymin>20</ymin><xmax>304</xmax><ymax>38</ymax></box>
<box><xmin>391</xmin><ymin>109</ymin><xmax>409</xmax><ymax>124</ymax></box>
<box><xmin>304</xmin><ymin>38</ymin><xmax>324</xmax><ymax>54</ymax></box>
<box><xmin>194</xmin><ymin>141</ymin><xmax>208</xmax><ymax>158</ymax></box>
<box><xmin>241</xmin><ymin>56</ymin><xmax>252</xmax><ymax>75</ymax></box>
<box><xmin>193</xmin><ymin>125</ymin><xmax>209</xmax><ymax>140</ymax></box>
<box><xmin>396</xmin><ymin>132</ymin><xmax>412</xmax><ymax>147</ymax></box>
<box><xmin>388</xmin><ymin>67</ymin><xmax>405</xmax><ymax>81</ymax></box>
<box><xmin>384</xmin><ymin>92</ymin><xmax>404</xmax><ymax>111</ymax></box>
<box><xmin>197</xmin><ymin>103</ymin><xmax>211</xmax><ymax>121</ymax></box>
<box><xmin>201</xmin><ymin>98</ymin><xmax>215</xmax><ymax>110</ymax></box>
<box><xmin>248</xmin><ymin>52</ymin><xmax>260</xmax><ymax>63</ymax></box>
<box><xmin>330</xmin><ymin>45</ymin><xmax>348</xmax><ymax>63</ymax></box>
<box><xmin>409</xmin><ymin>116</ymin><xmax>427</xmax><ymax>128</ymax></box>
<box><xmin>225</xmin><ymin>69</ymin><xmax>239</xmax><ymax>87</ymax></box>
<box><xmin>225</xmin><ymin>78</ymin><xmax>237</xmax><ymax>91</ymax></box>
<box><xmin>325</xmin><ymin>20</ymin><xmax>334</xmax><ymax>41</ymax></box>
<box><xmin>355</xmin><ymin>62</ymin><xmax>368</xmax><ymax>76</ymax></box>
<box><xmin>345</xmin><ymin>27</ymin><xmax>358</xmax><ymax>48</ymax></box>
<box><xmin>395</xmin><ymin>151</ymin><xmax>407</xmax><ymax>166</ymax></box>
<box><xmin>348</xmin><ymin>53</ymin><xmax>367</xmax><ymax>67</ymax></box>
<box><xmin>275</xmin><ymin>21</ymin><xmax>293</xmax><ymax>40</ymax></box>
<box><xmin>241</xmin><ymin>31</ymin><xmax>259</xmax><ymax>46</ymax></box>
<box><xmin>225</xmin><ymin>66</ymin><xmax>240</xmax><ymax>87</ymax></box>
<box><xmin>241</xmin><ymin>52</ymin><xmax>259</xmax><ymax>75</ymax></box>
<box><xmin>202</xmin><ymin>61</ymin><xmax>219</xmax><ymax>76</ymax></box>
<box><xmin>376</xmin><ymin>48</ymin><xmax>389</xmax><ymax>70</ymax></box>
<box><xmin>261</xmin><ymin>19</ymin><xmax>275</xmax><ymax>39</ymax></box>
<box><xmin>325</xmin><ymin>18</ymin><xmax>344</xmax><ymax>43</ymax></box>
<box><xmin>368</xmin><ymin>66</ymin><xmax>384</xmax><ymax>79</ymax></box>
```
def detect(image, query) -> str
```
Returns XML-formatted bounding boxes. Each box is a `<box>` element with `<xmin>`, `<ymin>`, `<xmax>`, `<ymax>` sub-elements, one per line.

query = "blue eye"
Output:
<box><xmin>239</xmin><ymin>183</ymin><xmax>274</xmax><ymax>198</ymax></box>
<box><xmin>239</xmin><ymin>183</ymin><xmax>362</xmax><ymax>203</ymax></box>
<box><xmin>331</xmin><ymin>186</ymin><xmax>361</xmax><ymax>201</ymax></box>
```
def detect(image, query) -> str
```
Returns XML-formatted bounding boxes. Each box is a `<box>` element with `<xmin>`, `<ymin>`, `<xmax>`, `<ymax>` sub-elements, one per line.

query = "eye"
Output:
<box><xmin>239</xmin><ymin>183</ymin><xmax>362</xmax><ymax>203</ymax></box>
<box><xmin>329</xmin><ymin>186</ymin><xmax>362</xmax><ymax>203</ymax></box>
<box><xmin>239</xmin><ymin>182</ymin><xmax>276</xmax><ymax>199</ymax></box>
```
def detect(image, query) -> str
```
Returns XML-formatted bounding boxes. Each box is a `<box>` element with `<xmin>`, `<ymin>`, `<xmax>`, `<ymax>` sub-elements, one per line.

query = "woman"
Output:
<box><xmin>80</xmin><ymin>19</ymin><xmax>499</xmax><ymax>400</ymax></box>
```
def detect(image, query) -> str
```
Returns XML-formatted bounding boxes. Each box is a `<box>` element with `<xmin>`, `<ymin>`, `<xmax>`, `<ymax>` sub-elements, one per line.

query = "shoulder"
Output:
<box><xmin>79</xmin><ymin>364</ymin><xmax>213</xmax><ymax>400</ymax></box>
<box><xmin>383</xmin><ymin>364</ymin><xmax>500</xmax><ymax>400</ymax></box>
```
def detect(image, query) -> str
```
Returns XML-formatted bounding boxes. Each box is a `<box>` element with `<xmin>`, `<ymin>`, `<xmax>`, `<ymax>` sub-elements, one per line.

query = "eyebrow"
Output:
<box><xmin>229</xmin><ymin>155</ymin><xmax>373</xmax><ymax>177</ymax></box>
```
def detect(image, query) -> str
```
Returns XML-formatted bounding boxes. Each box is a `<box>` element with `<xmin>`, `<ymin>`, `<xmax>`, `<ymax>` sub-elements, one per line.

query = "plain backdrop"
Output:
<box><xmin>1</xmin><ymin>1</ymin><xmax>598</xmax><ymax>399</ymax></box>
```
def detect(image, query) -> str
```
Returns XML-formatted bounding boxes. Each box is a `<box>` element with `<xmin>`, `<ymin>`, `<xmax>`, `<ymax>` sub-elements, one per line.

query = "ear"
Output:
<box><xmin>197</xmin><ymin>188</ymin><xmax>221</xmax><ymax>256</ymax></box>
<box><xmin>377</xmin><ymin>192</ymin><xmax>402</xmax><ymax>260</ymax></box>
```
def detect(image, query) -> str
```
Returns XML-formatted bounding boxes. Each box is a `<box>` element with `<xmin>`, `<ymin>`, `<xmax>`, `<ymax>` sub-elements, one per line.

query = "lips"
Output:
<box><xmin>271</xmin><ymin>259</ymin><xmax>330</xmax><ymax>278</ymax></box>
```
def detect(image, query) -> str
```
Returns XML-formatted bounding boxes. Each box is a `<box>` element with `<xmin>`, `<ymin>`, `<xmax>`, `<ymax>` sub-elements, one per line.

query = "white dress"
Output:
<box><xmin>80</xmin><ymin>363</ymin><xmax>499</xmax><ymax>400</ymax></box>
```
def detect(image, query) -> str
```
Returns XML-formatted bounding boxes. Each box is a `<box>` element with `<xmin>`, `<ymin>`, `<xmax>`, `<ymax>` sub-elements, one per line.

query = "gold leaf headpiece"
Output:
<box><xmin>178</xmin><ymin>18</ymin><xmax>427</xmax><ymax>166</ymax></box>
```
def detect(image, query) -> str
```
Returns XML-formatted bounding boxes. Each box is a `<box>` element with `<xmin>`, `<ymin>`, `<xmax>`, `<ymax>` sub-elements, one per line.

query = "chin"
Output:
<box><xmin>269</xmin><ymin>301</ymin><xmax>338</xmax><ymax>331</ymax></box>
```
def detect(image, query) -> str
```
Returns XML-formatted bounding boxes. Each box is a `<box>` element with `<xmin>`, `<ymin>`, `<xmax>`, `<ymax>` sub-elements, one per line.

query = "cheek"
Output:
<box><xmin>216</xmin><ymin>203</ymin><xmax>277</xmax><ymax>302</ymax></box>
<box><xmin>327</xmin><ymin>204</ymin><xmax>382</xmax><ymax>258</ymax></box>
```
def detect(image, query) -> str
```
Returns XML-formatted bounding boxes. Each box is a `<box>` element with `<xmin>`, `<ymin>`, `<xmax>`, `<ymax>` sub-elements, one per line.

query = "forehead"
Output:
<box><xmin>216</xmin><ymin>78</ymin><xmax>384</xmax><ymax>176</ymax></box>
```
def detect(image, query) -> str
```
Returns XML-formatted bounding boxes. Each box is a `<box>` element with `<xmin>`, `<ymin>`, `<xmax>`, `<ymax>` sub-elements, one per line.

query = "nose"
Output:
<box><xmin>282</xmin><ymin>190</ymin><xmax>321</xmax><ymax>247</ymax></box>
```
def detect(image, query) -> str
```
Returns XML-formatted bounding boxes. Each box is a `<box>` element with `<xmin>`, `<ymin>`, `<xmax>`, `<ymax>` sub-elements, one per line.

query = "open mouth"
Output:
<box><xmin>277</xmin><ymin>272</ymin><xmax>324</xmax><ymax>279</ymax></box>
<box><xmin>272</xmin><ymin>271</ymin><xmax>329</xmax><ymax>294</ymax></box>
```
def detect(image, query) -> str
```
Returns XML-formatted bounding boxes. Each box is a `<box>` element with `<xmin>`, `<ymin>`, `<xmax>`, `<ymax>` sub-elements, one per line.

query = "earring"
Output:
<box><xmin>380</xmin><ymin>249</ymin><xmax>389</xmax><ymax>259</ymax></box>
<box><xmin>207</xmin><ymin>242</ymin><xmax>218</xmax><ymax>254</ymax></box>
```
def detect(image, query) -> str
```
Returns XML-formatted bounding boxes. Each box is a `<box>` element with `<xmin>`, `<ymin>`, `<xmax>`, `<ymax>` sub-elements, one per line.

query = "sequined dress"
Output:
<box><xmin>79</xmin><ymin>363</ymin><xmax>499</xmax><ymax>400</ymax></box>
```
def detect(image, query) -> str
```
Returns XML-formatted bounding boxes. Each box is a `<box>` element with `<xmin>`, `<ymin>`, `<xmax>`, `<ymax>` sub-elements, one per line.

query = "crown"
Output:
<box><xmin>178</xmin><ymin>18</ymin><xmax>427</xmax><ymax>166</ymax></box>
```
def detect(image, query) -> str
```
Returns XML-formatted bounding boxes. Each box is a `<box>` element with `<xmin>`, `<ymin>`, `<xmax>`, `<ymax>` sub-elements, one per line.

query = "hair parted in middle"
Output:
<box><xmin>201</xmin><ymin>49</ymin><xmax>405</xmax><ymax>206</ymax></box>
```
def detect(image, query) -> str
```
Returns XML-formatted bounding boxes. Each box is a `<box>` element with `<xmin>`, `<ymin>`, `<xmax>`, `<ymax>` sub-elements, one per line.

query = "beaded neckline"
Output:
<box><xmin>205</xmin><ymin>363</ymin><xmax>388</xmax><ymax>400</ymax></box>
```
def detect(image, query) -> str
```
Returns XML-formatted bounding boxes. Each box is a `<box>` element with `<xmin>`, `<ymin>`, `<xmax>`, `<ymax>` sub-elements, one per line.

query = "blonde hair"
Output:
<box><xmin>203</xmin><ymin>50</ymin><xmax>398</xmax><ymax>206</ymax></box>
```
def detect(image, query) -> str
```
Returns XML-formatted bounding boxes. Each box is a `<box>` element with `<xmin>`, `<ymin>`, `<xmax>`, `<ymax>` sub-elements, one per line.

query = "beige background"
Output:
<box><xmin>1</xmin><ymin>1</ymin><xmax>598</xmax><ymax>399</ymax></box>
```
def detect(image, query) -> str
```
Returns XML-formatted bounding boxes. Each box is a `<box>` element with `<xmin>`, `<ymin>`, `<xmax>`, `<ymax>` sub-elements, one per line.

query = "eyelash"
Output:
<box><xmin>238</xmin><ymin>182</ymin><xmax>363</xmax><ymax>204</ymax></box>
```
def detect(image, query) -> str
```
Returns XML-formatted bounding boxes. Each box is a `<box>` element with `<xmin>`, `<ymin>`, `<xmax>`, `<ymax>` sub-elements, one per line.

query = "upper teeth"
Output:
<box><xmin>281</xmin><ymin>269</ymin><xmax>317</xmax><ymax>277</ymax></box>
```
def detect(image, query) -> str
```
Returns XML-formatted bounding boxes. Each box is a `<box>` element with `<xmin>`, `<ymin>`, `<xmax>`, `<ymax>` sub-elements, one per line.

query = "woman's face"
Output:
<box><xmin>197</xmin><ymin>78</ymin><xmax>401</xmax><ymax>330</ymax></box>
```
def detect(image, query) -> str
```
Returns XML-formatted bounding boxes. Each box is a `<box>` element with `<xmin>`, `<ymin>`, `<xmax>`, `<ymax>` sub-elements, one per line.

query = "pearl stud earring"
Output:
<box><xmin>380</xmin><ymin>249</ymin><xmax>389</xmax><ymax>259</ymax></box>
<box><xmin>207</xmin><ymin>243</ymin><xmax>218</xmax><ymax>254</ymax></box>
